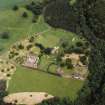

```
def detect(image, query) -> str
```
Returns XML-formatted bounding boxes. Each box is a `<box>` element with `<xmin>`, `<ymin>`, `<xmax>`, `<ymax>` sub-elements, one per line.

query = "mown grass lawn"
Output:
<box><xmin>8</xmin><ymin>66</ymin><xmax>83</xmax><ymax>100</ymax></box>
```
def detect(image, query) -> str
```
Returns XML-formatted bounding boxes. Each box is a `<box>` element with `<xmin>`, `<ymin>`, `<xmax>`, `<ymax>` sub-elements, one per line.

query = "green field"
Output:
<box><xmin>0</xmin><ymin>7</ymin><xmax>49</xmax><ymax>53</ymax></box>
<box><xmin>0</xmin><ymin>0</ymin><xmax>84</xmax><ymax>101</ymax></box>
<box><xmin>8</xmin><ymin>66</ymin><xmax>83</xmax><ymax>100</ymax></box>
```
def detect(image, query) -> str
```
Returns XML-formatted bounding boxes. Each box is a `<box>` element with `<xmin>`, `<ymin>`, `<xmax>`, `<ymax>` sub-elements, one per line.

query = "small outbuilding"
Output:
<box><xmin>22</xmin><ymin>53</ymin><xmax>39</xmax><ymax>69</ymax></box>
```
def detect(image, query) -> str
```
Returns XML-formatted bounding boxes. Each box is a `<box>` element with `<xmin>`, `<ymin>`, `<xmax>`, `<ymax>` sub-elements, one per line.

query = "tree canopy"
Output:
<box><xmin>43</xmin><ymin>0</ymin><xmax>105</xmax><ymax>105</ymax></box>
<box><xmin>43</xmin><ymin>0</ymin><xmax>105</xmax><ymax>41</ymax></box>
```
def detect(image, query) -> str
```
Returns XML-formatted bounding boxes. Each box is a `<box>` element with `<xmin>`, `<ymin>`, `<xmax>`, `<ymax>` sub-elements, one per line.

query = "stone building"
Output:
<box><xmin>22</xmin><ymin>54</ymin><xmax>39</xmax><ymax>69</ymax></box>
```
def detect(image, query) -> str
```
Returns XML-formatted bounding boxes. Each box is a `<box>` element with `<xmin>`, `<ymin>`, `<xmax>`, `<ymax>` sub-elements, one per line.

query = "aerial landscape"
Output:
<box><xmin>0</xmin><ymin>0</ymin><xmax>105</xmax><ymax>105</ymax></box>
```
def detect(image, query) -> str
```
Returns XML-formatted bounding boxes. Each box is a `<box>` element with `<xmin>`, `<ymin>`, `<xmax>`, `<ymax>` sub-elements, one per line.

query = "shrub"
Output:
<box><xmin>84</xmin><ymin>49</ymin><xmax>90</xmax><ymax>56</ymax></box>
<box><xmin>15</xmin><ymin>52</ymin><xmax>18</xmax><ymax>55</ymax></box>
<box><xmin>6</xmin><ymin>74</ymin><xmax>11</xmax><ymax>77</ymax></box>
<box><xmin>0</xmin><ymin>80</ymin><xmax>6</xmax><ymax>91</ymax></box>
<box><xmin>45</xmin><ymin>94</ymin><xmax>48</xmax><ymax>97</ymax></box>
<box><xmin>26</xmin><ymin>44</ymin><xmax>33</xmax><ymax>50</ymax></box>
<box><xmin>84</xmin><ymin>41</ymin><xmax>89</xmax><ymax>47</ymax></box>
<box><xmin>80</xmin><ymin>55</ymin><xmax>87</xmax><ymax>65</ymax></box>
<box><xmin>22</xmin><ymin>12</ymin><xmax>28</xmax><ymax>18</ymax></box>
<box><xmin>1</xmin><ymin>69</ymin><xmax>4</xmax><ymax>72</ymax></box>
<box><xmin>12</xmin><ymin>5</ymin><xmax>19</xmax><ymax>11</ymax></box>
<box><xmin>59</xmin><ymin>38</ymin><xmax>69</xmax><ymax>48</ymax></box>
<box><xmin>25</xmin><ymin>2</ymin><xmax>43</xmax><ymax>15</ymax></box>
<box><xmin>7</xmin><ymin>68</ymin><xmax>10</xmax><ymax>72</ymax></box>
<box><xmin>0</xmin><ymin>47</ymin><xmax>3</xmax><ymax>52</ymax></box>
<box><xmin>12</xmin><ymin>45</ymin><xmax>17</xmax><ymax>49</ymax></box>
<box><xmin>9</xmin><ymin>51</ymin><xmax>16</xmax><ymax>59</ymax></box>
<box><xmin>31</xmin><ymin>1</ymin><xmax>35</xmax><ymax>5</ymax></box>
<box><xmin>14</xmin><ymin>100</ymin><xmax>18</xmax><ymax>104</ymax></box>
<box><xmin>0</xmin><ymin>32</ymin><xmax>10</xmax><ymax>39</ymax></box>
<box><xmin>18</xmin><ymin>44</ymin><xmax>24</xmax><ymax>50</ymax></box>
<box><xmin>35</xmin><ymin>43</ymin><xmax>45</xmax><ymax>50</ymax></box>
<box><xmin>60</xmin><ymin>62</ymin><xmax>65</xmax><ymax>67</ymax></box>
<box><xmin>30</xmin><ymin>94</ymin><xmax>33</xmax><ymax>97</ymax></box>
<box><xmin>15</xmin><ymin>57</ymin><xmax>24</xmax><ymax>64</ymax></box>
<box><xmin>72</xmin><ymin>47</ymin><xmax>84</xmax><ymax>54</ymax></box>
<box><xmin>32</xmin><ymin>17</ymin><xmax>37</xmax><ymax>23</ymax></box>
<box><xmin>66</xmin><ymin>59</ymin><xmax>73</xmax><ymax>69</ymax></box>
<box><xmin>44</xmin><ymin>48</ymin><xmax>53</xmax><ymax>55</ymax></box>
<box><xmin>29</xmin><ymin>36</ymin><xmax>34</xmax><ymax>43</ymax></box>
<box><xmin>76</xmin><ymin>42</ymin><xmax>83</xmax><ymax>47</ymax></box>
<box><xmin>11</xmin><ymin>66</ymin><xmax>14</xmax><ymax>69</ymax></box>
<box><xmin>6</xmin><ymin>61</ymin><xmax>8</xmax><ymax>64</ymax></box>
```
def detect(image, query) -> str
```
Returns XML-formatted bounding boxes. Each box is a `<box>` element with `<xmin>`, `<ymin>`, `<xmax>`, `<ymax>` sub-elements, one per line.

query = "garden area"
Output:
<box><xmin>8</xmin><ymin>28</ymin><xmax>89</xmax><ymax>80</ymax></box>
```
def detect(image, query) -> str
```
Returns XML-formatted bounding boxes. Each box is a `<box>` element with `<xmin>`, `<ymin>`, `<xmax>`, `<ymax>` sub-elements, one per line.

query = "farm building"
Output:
<box><xmin>22</xmin><ymin>54</ymin><xmax>39</xmax><ymax>69</ymax></box>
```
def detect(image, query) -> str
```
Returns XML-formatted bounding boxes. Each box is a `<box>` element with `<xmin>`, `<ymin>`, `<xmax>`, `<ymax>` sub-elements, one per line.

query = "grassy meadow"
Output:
<box><xmin>0</xmin><ymin>7</ymin><xmax>49</xmax><ymax>53</ymax></box>
<box><xmin>8</xmin><ymin>66</ymin><xmax>83</xmax><ymax>100</ymax></box>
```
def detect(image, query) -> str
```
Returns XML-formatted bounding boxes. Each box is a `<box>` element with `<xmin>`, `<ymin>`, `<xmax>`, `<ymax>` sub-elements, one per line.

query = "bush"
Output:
<box><xmin>29</xmin><ymin>36</ymin><xmax>34</xmax><ymax>43</ymax></box>
<box><xmin>44</xmin><ymin>48</ymin><xmax>53</xmax><ymax>55</ymax></box>
<box><xmin>22</xmin><ymin>12</ymin><xmax>28</xmax><ymax>18</ymax></box>
<box><xmin>9</xmin><ymin>54</ymin><xmax>14</xmax><ymax>59</ymax></box>
<box><xmin>76</xmin><ymin>42</ymin><xmax>83</xmax><ymax>47</ymax></box>
<box><xmin>0</xmin><ymin>32</ymin><xmax>10</xmax><ymax>39</ymax></box>
<box><xmin>7</xmin><ymin>68</ymin><xmax>10</xmax><ymax>72</ymax></box>
<box><xmin>32</xmin><ymin>18</ymin><xmax>37</xmax><ymax>23</ymax></box>
<box><xmin>6</xmin><ymin>74</ymin><xmax>11</xmax><ymax>77</ymax></box>
<box><xmin>72</xmin><ymin>47</ymin><xmax>84</xmax><ymax>54</ymax></box>
<box><xmin>60</xmin><ymin>62</ymin><xmax>65</xmax><ymax>67</ymax></box>
<box><xmin>80</xmin><ymin>55</ymin><xmax>87</xmax><ymax>65</ymax></box>
<box><xmin>0</xmin><ymin>90</ymin><xmax>8</xmax><ymax>105</ymax></box>
<box><xmin>66</xmin><ymin>59</ymin><xmax>73</xmax><ymax>69</ymax></box>
<box><xmin>0</xmin><ymin>47</ymin><xmax>4</xmax><ymax>52</ymax></box>
<box><xmin>31</xmin><ymin>1</ymin><xmax>35</xmax><ymax>5</ymax></box>
<box><xmin>11</xmin><ymin>66</ymin><xmax>14</xmax><ymax>69</ymax></box>
<box><xmin>12</xmin><ymin>5</ymin><xmax>19</xmax><ymax>11</ymax></box>
<box><xmin>14</xmin><ymin>52</ymin><xmax>19</xmax><ymax>56</ymax></box>
<box><xmin>26</xmin><ymin>2</ymin><xmax>43</xmax><ymax>15</ymax></box>
<box><xmin>84</xmin><ymin>41</ymin><xmax>89</xmax><ymax>47</ymax></box>
<box><xmin>85</xmin><ymin>49</ymin><xmax>90</xmax><ymax>56</ymax></box>
<box><xmin>32</xmin><ymin>16</ymin><xmax>38</xmax><ymax>23</ymax></box>
<box><xmin>26</xmin><ymin>44</ymin><xmax>33</xmax><ymax>50</ymax></box>
<box><xmin>1</xmin><ymin>69</ymin><xmax>4</xmax><ymax>72</ymax></box>
<box><xmin>59</xmin><ymin>38</ymin><xmax>69</xmax><ymax>48</ymax></box>
<box><xmin>14</xmin><ymin>100</ymin><xmax>18</xmax><ymax>104</ymax></box>
<box><xmin>35</xmin><ymin>43</ymin><xmax>45</xmax><ymax>50</ymax></box>
<box><xmin>18</xmin><ymin>44</ymin><xmax>24</xmax><ymax>50</ymax></box>
<box><xmin>0</xmin><ymin>80</ymin><xmax>6</xmax><ymax>91</ymax></box>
